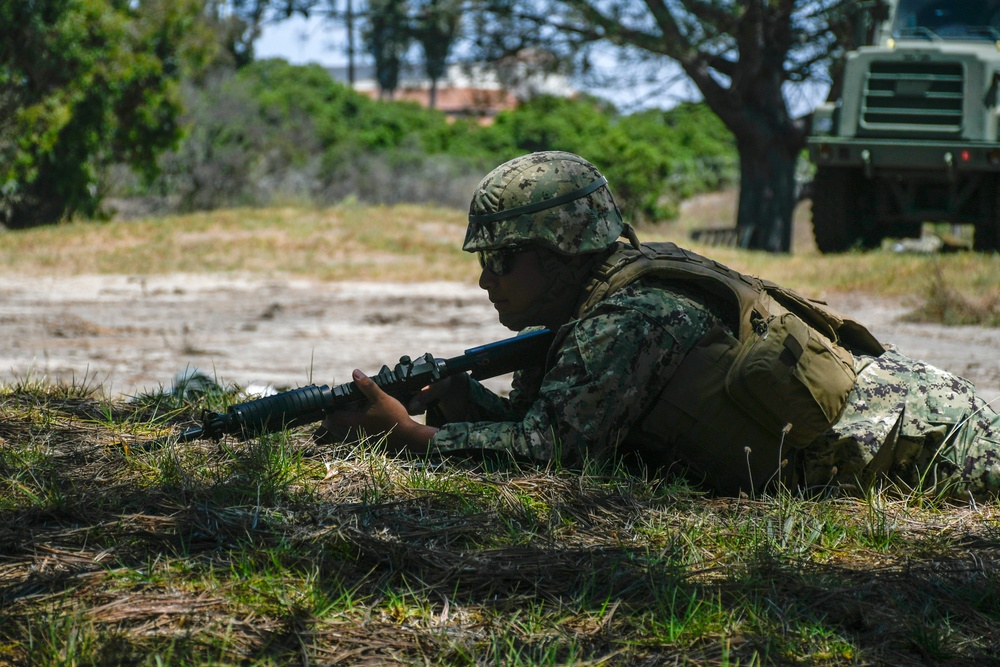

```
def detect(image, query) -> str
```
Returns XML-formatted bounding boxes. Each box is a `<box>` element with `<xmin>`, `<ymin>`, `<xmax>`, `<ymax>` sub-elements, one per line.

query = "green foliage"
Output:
<box><xmin>480</xmin><ymin>96</ymin><xmax>737</xmax><ymax>222</ymax></box>
<box><xmin>157</xmin><ymin>68</ymin><xmax>326</xmax><ymax>211</ymax></box>
<box><xmin>490</xmin><ymin>94</ymin><xmax>614</xmax><ymax>155</ymax></box>
<box><xmin>157</xmin><ymin>59</ymin><xmax>485</xmax><ymax>210</ymax></box>
<box><xmin>153</xmin><ymin>60</ymin><xmax>737</xmax><ymax>223</ymax></box>
<box><xmin>0</xmin><ymin>0</ymin><xmax>205</xmax><ymax>228</ymax></box>
<box><xmin>412</xmin><ymin>0</ymin><xmax>463</xmax><ymax>84</ymax></box>
<box><xmin>363</xmin><ymin>0</ymin><xmax>412</xmax><ymax>97</ymax></box>
<box><xmin>1</xmin><ymin>4</ymin><xmax>736</xmax><ymax>229</ymax></box>
<box><xmin>1</xmin><ymin>0</ymin><xmax>738</xmax><ymax>229</ymax></box>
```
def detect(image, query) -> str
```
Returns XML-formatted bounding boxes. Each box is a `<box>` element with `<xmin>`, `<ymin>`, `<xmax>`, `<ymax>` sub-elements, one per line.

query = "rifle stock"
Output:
<box><xmin>161</xmin><ymin>328</ymin><xmax>554</xmax><ymax>444</ymax></box>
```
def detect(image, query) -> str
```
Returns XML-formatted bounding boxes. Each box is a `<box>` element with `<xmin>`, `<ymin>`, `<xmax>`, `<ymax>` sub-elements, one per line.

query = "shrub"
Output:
<box><xmin>1</xmin><ymin>0</ymin><xmax>205</xmax><ymax>228</ymax></box>
<box><xmin>116</xmin><ymin>60</ymin><xmax>737</xmax><ymax>220</ymax></box>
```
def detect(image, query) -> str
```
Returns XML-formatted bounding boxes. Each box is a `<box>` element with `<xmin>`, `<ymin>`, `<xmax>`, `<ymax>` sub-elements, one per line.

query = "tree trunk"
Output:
<box><xmin>347</xmin><ymin>0</ymin><xmax>356</xmax><ymax>86</ymax></box>
<box><xmin>677</xmin><ymin>4</ymin><xmax>811</xmax><ymax>253</ymax></box>
<box><xmin>734</xmin><ymin>134</ymin><xmax>799</xmax><ymax>252</ymax></box>
<box><xmin>429</xmin><ymin>77</ymin><xmax>438</xmax><ymax>109</ymax></box>
<box><xmin>696</xmin><ymin>82</ymin><xmax>805</xmax><ymax>253</ymax></box>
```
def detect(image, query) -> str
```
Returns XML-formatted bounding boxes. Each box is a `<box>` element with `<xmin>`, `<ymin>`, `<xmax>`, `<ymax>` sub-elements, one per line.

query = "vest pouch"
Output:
<box><xmin>766</xmin><ymin>283</ymin><xmax>886</xmax><ymax>356</ymax></box>
<box><xmin>639</xmin><ymin>325</ymin><xmax>790</xmax><ymax>495</ymax></box>
<box><xmin>725</xmin><ymin>309</ymin><xmax>856</xmax><ymax>447</ymax></box>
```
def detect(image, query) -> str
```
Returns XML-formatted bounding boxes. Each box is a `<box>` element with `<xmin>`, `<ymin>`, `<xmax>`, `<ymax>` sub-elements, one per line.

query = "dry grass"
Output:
<box><xmin>653</xmin><ymin>192</ymin><xmax>1000</xmax><ymax>312</ymax></box>
<box><xmin>2</xmin><ymin>196</ymin><xmax>999</xmax><ymax>310</ymax></box>
<box><xmin>0</xmin><ymin>204</ymin><xmax>478</xmax><ymax>283</ymax></box>
<box><xmin>901</xmin><ymin>264</ymin><xmax>1000</xmax><ymax>327</ymax></box>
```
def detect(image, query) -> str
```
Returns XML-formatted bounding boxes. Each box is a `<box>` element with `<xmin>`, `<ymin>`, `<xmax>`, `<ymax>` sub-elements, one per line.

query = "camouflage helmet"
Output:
<box><xmin>463</xmin><ymin>151</ymin><xmax>624</xmax><ymax>255</ymax></box>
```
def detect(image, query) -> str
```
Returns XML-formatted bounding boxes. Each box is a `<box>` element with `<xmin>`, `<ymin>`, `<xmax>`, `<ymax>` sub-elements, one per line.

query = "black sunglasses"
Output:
<box><xmin>477</xmin><ymin>246</ymin><xmax>530</xmax><ymax>276</ymax></box>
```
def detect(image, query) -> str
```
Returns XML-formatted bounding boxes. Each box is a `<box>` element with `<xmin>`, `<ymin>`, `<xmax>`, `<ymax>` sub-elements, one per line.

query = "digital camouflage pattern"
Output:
<box><xmin>430</xmin><ymin>280</ymin><xmax>1000</xmax><ymax>501</ymax></box>
<box><xmin>800</xmin><ymin>348</ymin><xmax>1000</xmax><ymax>500</ymax></box>
<box><xmin>430</xmin><ymin>279</ymin><xmax>722</xmax><ymax>465</ymax></box>
<box><xmin>463</xmin><ymin>151</ymin><xmax>624</xmax><ymax>255</ymax></box>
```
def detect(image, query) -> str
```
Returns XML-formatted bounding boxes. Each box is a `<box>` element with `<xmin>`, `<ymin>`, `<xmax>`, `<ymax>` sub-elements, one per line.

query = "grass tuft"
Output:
<box><xmin>902</xmin><ymin>263</ymin><xmax>1000</xmax><ymax>327</ymax></box>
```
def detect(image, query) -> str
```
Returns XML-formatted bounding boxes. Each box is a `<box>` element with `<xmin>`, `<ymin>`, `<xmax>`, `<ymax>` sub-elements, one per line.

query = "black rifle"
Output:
<box><xmin>161</xmin><ymin>328</ymin><xmax>553</xmax><ymax>444</ymax></box>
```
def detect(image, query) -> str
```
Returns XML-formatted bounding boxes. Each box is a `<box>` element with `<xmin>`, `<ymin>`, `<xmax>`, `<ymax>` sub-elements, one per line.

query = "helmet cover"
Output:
<box><xmin>463</xmin><ymin>151</ymin><xmax>624</xmax><ymax>255</ymax></box>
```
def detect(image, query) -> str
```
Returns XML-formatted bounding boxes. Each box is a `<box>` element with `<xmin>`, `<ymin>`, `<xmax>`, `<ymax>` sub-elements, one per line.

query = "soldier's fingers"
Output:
<box><xmin>351</xmin><ymin>369</ymin><xmax>385</xmax><ymax>402</ymax></box>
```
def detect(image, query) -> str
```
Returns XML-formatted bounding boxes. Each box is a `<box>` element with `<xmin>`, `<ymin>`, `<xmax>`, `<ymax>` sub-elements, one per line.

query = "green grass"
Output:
<box><xmin>2</xmin><ymin>199</ymin><xmax>1000</xmax><ymax>663</ymax></box>
<box><xmin>2</xmin><ymin>382</ymin><xmax>1000</xmax><ymax>665</ymax></box>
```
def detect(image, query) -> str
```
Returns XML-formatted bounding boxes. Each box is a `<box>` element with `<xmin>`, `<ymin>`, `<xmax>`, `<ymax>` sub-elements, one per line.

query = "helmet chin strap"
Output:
<box><xmin>621</xmin><ymin>222</ymin><xmax>642</xmax><ymax>249</ymax></box>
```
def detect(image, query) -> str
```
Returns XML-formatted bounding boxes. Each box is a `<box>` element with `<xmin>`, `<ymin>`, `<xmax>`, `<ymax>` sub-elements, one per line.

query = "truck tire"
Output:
<box><xmin>811</xmin><ymin>167</ymin><xmax>871</xmax><ymax>253</ymax></box>
<box><xmin>977</xmin><ymin>178</ymin><xmax>1000</xmax><ymax>252</ymax></box>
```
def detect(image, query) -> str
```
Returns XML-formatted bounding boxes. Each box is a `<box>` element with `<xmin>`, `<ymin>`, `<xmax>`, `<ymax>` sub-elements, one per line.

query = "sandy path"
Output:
<box><xmin>0</xmin><ymin>275</ymin><xmax>510</xmax><ymax>397</ymax></box>
<box><xmin>1</xmin><ymin>274</ymin><xmax>997</xmax><ymax>406</ymax></box>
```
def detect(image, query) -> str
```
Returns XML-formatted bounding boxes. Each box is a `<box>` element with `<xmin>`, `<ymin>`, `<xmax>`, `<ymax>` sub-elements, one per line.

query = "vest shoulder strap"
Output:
<box><xmin>580</xmin><ymin>242</ymin><xmax>884</xmax><ymax>355</ymax></box>
<box><xmin>581</xmin><ymin>242</ymin><xmax>767</xmax><ymax>338</ymax></box>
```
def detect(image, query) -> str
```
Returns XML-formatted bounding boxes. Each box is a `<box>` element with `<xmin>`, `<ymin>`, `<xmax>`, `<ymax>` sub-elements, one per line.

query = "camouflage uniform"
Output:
<box><xmin>431</xmin><ymin>321</ymin><xmax>1000</xmax><ymax>499</ymax></box>
<box><xmin>800</xmin><ymin>348</ymin><xmax>1000</xmax><ymax>499</ymax></box>
<box><xmin>463</xmin><ymin>150</ymin><xmax>628</xmax><ymax>255</ymax></box>
<box><xmin>431</xmin><ymin>278</ymin><xmax>723</xmax><ymax>466</ymax></box>
<box><xmin>430</xmin><ymin>151</ymin><xmax>1000</xmax><ymax>500</ymax></box>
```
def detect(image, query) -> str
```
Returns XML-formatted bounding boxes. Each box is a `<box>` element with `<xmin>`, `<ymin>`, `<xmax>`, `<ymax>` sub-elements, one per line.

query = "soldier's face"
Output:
<box><xmin>478</xmin><ymin>248</ymin><xmax>549</xmax><ymax>326</ymax></box>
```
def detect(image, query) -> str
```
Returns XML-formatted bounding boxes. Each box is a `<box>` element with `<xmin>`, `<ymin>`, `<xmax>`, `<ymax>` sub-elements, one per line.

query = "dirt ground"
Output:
<box><xmin>1</xmin><ymin>273</ymin><xmax>998</xmax><ymax>406</ymax></box>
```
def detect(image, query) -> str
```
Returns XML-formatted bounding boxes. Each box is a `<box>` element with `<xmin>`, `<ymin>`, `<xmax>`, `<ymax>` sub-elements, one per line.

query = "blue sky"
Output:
<box><xmin>255</xmin><ymin>15</ymin><xmax>825</xmax><ymax>115</ymax></box>
<box><xmin>256</xmin><ymin>16</ymin><xmax>344</xmax><ymax>67</ymax></box>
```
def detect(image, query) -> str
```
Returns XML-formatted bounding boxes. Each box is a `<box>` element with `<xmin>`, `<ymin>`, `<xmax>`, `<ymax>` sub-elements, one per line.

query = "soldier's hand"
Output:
<box><xmin>324</xmin><ymin>369</ymin><xmax>436</xmax><ymax>452</ymax></box>
<box><xmin>408</xmin><ymin>374</ymin><xmax>472</xmax><ymax>421</ymax></box>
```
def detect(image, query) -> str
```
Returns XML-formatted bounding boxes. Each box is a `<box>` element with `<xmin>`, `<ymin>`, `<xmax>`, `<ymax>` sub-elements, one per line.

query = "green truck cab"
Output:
<box><xmin>808</xmin><ymin>0</ymin><xmax>1000</xmax><ymax>252</ymax></box>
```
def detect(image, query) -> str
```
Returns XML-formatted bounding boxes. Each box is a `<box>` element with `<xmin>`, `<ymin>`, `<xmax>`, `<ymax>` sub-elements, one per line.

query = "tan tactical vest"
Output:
<box><xmin>576</xmin><ymin>242</ymin><xmax>885</xmax><ymax>495</ymax></box>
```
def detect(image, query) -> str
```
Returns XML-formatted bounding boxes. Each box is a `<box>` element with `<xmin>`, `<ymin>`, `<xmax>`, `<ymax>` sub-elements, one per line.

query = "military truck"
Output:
<box><xmin>808</xmin><ymin>0</ymin><xmax>1000</xmax><ymax>252</ymax></box>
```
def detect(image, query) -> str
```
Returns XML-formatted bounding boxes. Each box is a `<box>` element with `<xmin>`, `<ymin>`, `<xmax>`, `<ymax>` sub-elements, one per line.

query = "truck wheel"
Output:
<box><xmin>811</xmin><ymin>168</ymin><xmax>870</xmax><ymax>253</ymax></box>
<box><xmin>977</xmin><ymin>179</ymin><xmax>1000</xmax><ymax>251</ymax></box>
